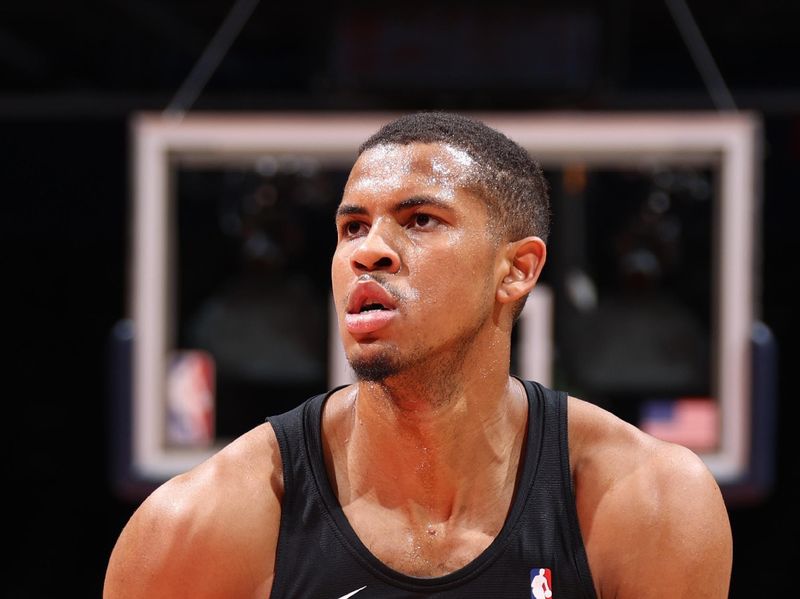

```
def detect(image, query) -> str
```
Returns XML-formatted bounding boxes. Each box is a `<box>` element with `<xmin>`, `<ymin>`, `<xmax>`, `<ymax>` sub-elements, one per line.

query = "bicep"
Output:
<box><xmin>103</xmin><ymin>491</ymin><xmax>190</xmax><ymax>598</ymax></box>
<box><xmin>105</xmin><ymin>519</ymin><xmax>278</xmax><ymax>599</ymax></box>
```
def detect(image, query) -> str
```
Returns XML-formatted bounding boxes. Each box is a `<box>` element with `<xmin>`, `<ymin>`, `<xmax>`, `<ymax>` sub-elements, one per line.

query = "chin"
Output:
<box><xmin>348</xmin><ymin>352</ymin><xmax>402</xmax><ymax>382</ymax></box>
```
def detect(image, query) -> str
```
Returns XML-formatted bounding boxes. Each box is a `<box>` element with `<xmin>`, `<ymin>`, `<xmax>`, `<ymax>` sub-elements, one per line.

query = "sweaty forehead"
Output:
<box><xmin>344</xmin><ymin>142</ymin><xmax>480</xmax><ymax>197</ymax></box>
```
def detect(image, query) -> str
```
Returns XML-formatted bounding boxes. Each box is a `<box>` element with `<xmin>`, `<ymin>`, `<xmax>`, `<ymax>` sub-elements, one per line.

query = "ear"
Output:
<box><xmin>496</xmin><ymin>236</ymin><xmax>547</xmax><ymax>305</ymax></box>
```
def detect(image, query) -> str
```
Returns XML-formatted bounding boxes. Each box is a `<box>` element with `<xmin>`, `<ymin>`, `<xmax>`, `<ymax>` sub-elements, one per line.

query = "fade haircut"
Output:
<box><xmin>358</xmin><ymin>111</ymin><xmax>550</xmax><ymax>243</ymax></box>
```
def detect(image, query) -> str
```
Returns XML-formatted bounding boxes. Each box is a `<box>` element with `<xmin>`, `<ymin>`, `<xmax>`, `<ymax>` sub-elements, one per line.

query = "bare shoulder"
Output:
<box><xmin>567</xmin><ymin>397</ymin><xmax>732</xmax><ymax>599</ymax></box>
<box><xmin>103</xmin><ymin>422</ymin><xmax>284</xmax><ymax>599</ymax></box>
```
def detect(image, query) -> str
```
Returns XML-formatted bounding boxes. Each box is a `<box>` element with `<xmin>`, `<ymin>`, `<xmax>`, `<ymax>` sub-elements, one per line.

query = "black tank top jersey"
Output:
<box><xmin>266</xmin><ymin>380</ymin><xmax>597</xmax><ymax>599</ymax></box>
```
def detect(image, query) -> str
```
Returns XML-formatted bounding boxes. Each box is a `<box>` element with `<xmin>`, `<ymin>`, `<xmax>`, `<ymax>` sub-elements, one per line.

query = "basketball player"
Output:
<box><xmin>104</xmin><ymin>112</ymin><xmax>732</xmax><ymax>598</ymax></box>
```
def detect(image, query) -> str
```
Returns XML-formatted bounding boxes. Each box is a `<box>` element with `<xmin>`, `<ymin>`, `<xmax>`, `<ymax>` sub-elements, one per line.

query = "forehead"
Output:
<box><xmin>343</xmin><ymin>142</ymin><xmax>480</xmax><ymax>199</ymax></box>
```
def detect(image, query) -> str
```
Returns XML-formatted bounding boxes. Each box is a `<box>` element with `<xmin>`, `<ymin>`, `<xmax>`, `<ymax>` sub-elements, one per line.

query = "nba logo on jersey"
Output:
<box><xmin>530</xmin><ymin>567</ymin><xmax>553</xmax><ymax>599</ymax></box>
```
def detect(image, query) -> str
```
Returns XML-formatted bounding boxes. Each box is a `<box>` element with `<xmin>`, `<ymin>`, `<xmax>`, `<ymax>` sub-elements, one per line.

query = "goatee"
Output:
<box><xmin>349</xmin><ymin>353</ymin><xmax>400</xmax><ymax>381</ymax></box>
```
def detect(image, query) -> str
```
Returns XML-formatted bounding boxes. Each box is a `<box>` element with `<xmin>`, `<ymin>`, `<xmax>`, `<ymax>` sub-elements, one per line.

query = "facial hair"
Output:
<box><xmin>347</xmin><ymin>308</ymin><xmax>489</xmax><ymax>408</ymax></box>
<box><xmin>350</xmin><ymin>352</ymin><xmax>399</xmax><ymax>381</ymax></box>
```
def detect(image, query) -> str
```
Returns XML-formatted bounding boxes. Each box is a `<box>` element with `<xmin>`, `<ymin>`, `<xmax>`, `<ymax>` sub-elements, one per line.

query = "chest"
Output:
<box><xmin>341</xmin><ymin>501</ymin><xmax>504</xmax><ymax>577</ymax></box>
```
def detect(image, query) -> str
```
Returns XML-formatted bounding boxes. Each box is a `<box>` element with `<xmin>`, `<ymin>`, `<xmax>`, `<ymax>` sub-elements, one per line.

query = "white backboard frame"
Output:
<box><xmin>128</xmin><ymin>111</ymin><xmax>761</xmax><ymax>485</ymax></box>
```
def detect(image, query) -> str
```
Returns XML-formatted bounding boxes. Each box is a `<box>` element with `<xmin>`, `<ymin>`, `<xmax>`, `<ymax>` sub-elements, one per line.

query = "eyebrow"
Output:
<box><xmin>336</xmin><ymin>195</ymin><xmax>453</xmax><ymax>219</ymax></box>
<box><xmin>335</xmin><ymin>204</ymin><xmax>367</xmax><ymax>218</ymax></box>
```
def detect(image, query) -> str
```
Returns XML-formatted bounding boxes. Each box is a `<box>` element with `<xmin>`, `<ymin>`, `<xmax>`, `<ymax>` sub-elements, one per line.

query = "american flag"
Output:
<box><xmin>639</xmin><ymin>398</ymin><xmax>719</xmax><ymax>452</ymax></box>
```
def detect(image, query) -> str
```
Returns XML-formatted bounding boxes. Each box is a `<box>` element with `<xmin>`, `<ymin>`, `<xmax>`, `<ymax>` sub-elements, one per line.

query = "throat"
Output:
<box><xmin>341</xmin><ymin>377</ymin><xmax>530</xmax><ymax>517</ymax></box>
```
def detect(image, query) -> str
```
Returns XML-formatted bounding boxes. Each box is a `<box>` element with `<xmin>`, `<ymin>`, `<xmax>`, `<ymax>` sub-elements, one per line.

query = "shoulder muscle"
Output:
<box><xmin>103</xmin><ymin>423</ymin><xmax>284</xmax><ymax>599</ymax></box>
<box><xmin>569</xmin><ymin>397</ymin><xmax>732</xmax><ymax>598</ymax></box>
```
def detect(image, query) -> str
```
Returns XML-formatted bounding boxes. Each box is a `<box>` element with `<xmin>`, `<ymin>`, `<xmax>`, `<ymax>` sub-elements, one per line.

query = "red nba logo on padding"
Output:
<box><xmin>530</xmin><ymin>567</ymin><xmax>553</xmax><ymax>599</ymax></box>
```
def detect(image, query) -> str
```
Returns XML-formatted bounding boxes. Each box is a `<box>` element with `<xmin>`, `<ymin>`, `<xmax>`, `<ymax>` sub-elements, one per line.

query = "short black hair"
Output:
<box><xmin>358</xmin><ymin>111</ymin><xmax>550</xmax><ymax>243</ymax></box>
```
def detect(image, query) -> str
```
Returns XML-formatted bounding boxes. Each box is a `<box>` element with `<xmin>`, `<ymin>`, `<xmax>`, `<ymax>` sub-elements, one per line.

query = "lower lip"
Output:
<box><xmin>345</xmin><ymin>310</ymin><xmax>397</xmax><ymax>335</ymax></box>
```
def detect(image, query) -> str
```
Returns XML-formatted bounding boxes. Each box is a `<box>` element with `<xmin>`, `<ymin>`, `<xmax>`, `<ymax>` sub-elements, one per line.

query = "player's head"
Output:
<box><xmin>358</xmin><ymin>111</ymin><xmax>550</xmax><ymax>244</ymax></box>
<box><xmin>332</xmin><ymin>112</ymin><xmax>548</xmax><ymax>383</ymax></box>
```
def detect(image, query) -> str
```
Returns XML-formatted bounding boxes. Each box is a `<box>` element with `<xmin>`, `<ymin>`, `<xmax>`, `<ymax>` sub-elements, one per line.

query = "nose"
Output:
<box><xmin>350</xmin><ymin>223</ymin><xmax>401</xmax><ymax>274</ymax></box>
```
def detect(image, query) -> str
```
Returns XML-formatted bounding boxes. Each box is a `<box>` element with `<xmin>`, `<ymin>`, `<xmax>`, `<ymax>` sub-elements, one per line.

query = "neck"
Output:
<box><xmin>324</xmin><ymin>354</ymin><xmax>528</xmax><ymax>527</ymax></box>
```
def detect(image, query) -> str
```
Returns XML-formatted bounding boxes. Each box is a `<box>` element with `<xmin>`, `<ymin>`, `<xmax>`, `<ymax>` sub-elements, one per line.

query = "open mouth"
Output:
<box><xmin>346</xmin><ymin>279</ymin><xmax>398</xmax><ymax>315</ymax></box>
<box><xmin>345</xmin><ymin>281</ymin><xmax>399</xmax><ymax>334</ymax></box>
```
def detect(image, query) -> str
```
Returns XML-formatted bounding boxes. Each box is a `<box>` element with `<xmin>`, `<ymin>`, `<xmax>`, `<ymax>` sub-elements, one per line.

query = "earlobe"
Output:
<box><xmin>496</xmin><ymin>237</ymin><xmax>547</xmax><ymax>304</ymax></box>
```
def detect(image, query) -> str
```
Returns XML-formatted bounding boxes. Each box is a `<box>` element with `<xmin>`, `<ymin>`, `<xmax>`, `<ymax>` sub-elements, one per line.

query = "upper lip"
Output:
<box><xmin>346</xmin><ymin>280</ymin><xmax>397</xmax><ymax>314</ymax></box>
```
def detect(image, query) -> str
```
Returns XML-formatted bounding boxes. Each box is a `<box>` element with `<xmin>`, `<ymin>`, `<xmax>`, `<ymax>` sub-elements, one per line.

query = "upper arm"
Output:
<box><xmin>103</xmin><ymin>423</ymin><xmax>284</xmax><ymax>599</ymax></box>
<box><xmin>583</xmin><ymin>439</ymin><xmax>732</xmax><ymax>598</ymax></box>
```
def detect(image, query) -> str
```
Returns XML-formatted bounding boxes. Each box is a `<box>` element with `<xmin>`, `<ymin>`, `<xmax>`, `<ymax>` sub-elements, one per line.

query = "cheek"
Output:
<box><xmin>409</xmin><ymin>241</ymin><xmax>495</xmax><ymax>308</ymax></box>
<box><xmin>331</xmin><ymin>250</ymin><xmax>350</xmax><ymax>307</ymax></box>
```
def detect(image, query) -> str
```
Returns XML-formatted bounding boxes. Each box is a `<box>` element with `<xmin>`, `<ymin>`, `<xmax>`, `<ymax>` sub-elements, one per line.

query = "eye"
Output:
<box><xmin>410</xmin><ymin>213</ymin><xmax>437</xmax><ymax>230</ymax></box>
<box><xmin>342</xmin><ymin>220</ymin><xmax>367</xmax><ymax>238</ymax></box>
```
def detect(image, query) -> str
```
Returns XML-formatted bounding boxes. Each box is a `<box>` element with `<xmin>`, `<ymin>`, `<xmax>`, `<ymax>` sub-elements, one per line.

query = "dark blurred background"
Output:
<box><xmin>4</xmin><ymin>1</ymin><xmax>797</xmax><ymax>596</ymax></box>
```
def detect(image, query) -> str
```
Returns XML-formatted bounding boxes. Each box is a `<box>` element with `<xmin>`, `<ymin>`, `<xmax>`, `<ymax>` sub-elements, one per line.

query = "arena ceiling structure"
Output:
<box><xmin>1</xmin><ymin>0</ymin><xmax>798</xmax><ymax>116</ymax></box>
